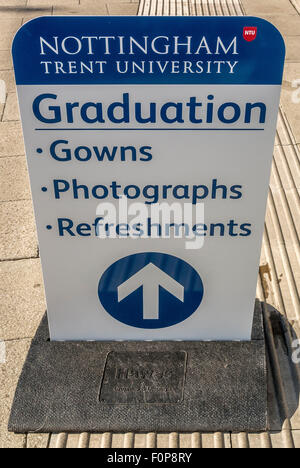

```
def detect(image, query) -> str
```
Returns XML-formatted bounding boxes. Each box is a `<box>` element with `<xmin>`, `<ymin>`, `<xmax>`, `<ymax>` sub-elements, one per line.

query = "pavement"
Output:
<box><xmin>0</xmin><ymin>0</ymin><xmax>299</xmax><ymax>448</ymax></box>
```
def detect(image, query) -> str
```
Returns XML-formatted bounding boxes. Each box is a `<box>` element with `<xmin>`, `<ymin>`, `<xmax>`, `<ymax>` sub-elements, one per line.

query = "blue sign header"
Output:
<box><xmin>13</xmin><ymin>16</ymin><xmax>285</xmax><ymax>86</ymax></box>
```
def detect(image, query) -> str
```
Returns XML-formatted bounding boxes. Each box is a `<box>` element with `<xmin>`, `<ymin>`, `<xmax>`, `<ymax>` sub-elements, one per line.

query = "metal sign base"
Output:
<box><xmin>9</xmin><ymin>301</ymin><xmax>268</xmax><ymax>433</ymax></box>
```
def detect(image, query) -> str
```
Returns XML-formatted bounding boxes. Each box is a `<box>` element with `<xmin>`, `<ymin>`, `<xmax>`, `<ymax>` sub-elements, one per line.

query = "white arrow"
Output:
<box><xmin>117</xmin><ymin>263</ymin><xmax>184</xmax><ymax>320</ymax></box>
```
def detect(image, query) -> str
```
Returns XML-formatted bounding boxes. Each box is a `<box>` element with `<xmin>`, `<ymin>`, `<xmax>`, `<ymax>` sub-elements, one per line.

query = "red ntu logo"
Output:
<box><xmin>243</xmin><ymin>27</ymin><xmax>257</xmax><ymax>42</ymax></box>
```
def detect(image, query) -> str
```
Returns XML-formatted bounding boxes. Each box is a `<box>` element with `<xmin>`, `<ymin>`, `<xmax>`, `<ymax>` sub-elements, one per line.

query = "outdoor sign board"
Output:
<box><xmin>12</xmin><ymin>16</ymin><xmax>285</xmax><ymax>341</ymax></box>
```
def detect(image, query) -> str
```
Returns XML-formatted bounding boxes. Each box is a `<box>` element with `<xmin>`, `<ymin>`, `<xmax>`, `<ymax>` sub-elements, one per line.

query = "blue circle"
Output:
<box><xmin>98</xmin><ymin>252</ymin><xmax>204</xmax><ymax>329</ymax></box>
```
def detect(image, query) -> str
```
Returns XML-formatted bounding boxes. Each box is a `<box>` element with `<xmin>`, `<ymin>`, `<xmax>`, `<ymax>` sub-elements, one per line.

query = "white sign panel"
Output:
<box><xmin>13</xmin><ymin>17</ymin><xmax>285</xmax><ymax>341</ymax></box>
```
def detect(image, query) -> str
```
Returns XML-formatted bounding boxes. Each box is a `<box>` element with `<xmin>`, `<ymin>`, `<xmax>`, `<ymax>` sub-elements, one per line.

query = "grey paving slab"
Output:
<box><xmin>0</xmin><ymin>71</ymin><xmax>16</xmax><ymax>94</ymax></box>
<box><xmin>0</xmin><ymin>0</ymin><xmax>26</xmax><ymax>6</ymax></box>
<box><xmin>0</xmin><ymin>51</ymin><xmax>13</xmax><ymax>71</ymax></box>
<box><xmin>26</xmin><ymin>433</ymin><xmax>49</xmax><ymax>449</ymax></box>
<box><xmin>0</xmin><ymin>5</ymin><xmax>52</xmax><ymax>19</ymax></box>
<box><xmin>21</xmin><ymin>13</ymin><xmax>53</xmax><ymax>24</ymax></box>
<box><xmin>242</xmin><ymin>0</ymin><xmax>296</xmax><ymax>15</ymax></box>
<box><xmin>272</xmin><ymin>145</ymin><xmax>300</xmax><ymax>191</ymax></box>
<box><xmin>292</xmin><ymin>431</ymin><xmax>300</xmax><ymax>448</ymax></box>
<box><xmin>0</xmin><ymin>200</ymin><xmax>38</xmax><ymax>261</ymax></box>
<box><xmin>270</xmin><ymin>145</ymin><xmax>300</xmax><ymax>193</ymax></box>
<box><xmin>285</xmin><ymin>36</ymin><xmax>300</xmax><ymax>63</ymax></box>
<box><xmin>196</xmin><ymin>433</ymin><xmax>232</xmax><ymax>449</ymax></box>
<box><xmin>3</xmin><ymin>93</ymin><xmax>20</xmax><ymax>121</ymax></box>
<box><xmin>0</xmin><ymin>156</ymin><xmax>30</xmax><ymax>202</ymax></box>
<box><xmin>81</xmin><ymin>0</ymin><xmax>139</xmax><ymax>5</ymax></box>
<box><xmin>0</xmin><ymin>104</ymin><xmax>4</xmax><ymax>120</ymax></box>
<box><xmin>0</xmin><ymin>17</ymin><xmax>22</xmax><ymax>30</ymax></box>
<box><xmin>258</xmin><ymin>14</ymin><xmax>300</xmax><ymax>38</ymax></box>
<box><xmin>0</xmin><ymin>339</ymin><xmax>30</xmax><ymax>449</ymax></box>
<box><xmin>107</xmin><ymin>2</ymin><xmax>139</xmax><ymax>14</ymax></box>
<box><xmin>281</xmin><ymin>63</ymin><xmax>300</xmax><ymax>144</ymax></box>
<box><xmin>27</xmin><ymin>0</ymin><xmax>79</xmax><ymax>6</ymax></box>
<box><xmin>0</xmin><ymin>18</ymin><xmax>22</xmax><ymax>51</ymax></box>
<box><xmin>0</xmin><ymin>122</ymin><xmax>25</xmax><ymax>157</ymax></box>
<box><xmin>53</xmin><ymin>4</ymin><xmax>108</xmax><ymax>15</ymax></box>
<box><xmin>48</xmin><ymin>431</ymin><xmax>232</xmax><ymax>448</ymax></box>
<box><xmin>231</xmin><ymin>431</ymin><xmax>294</xmax><ymax>448</ymax></box>
<box><xmin>0</xmin><ymin>259</ymin><xmax>46</xmax><ymax>341</ymax></box>
<box><xmin>290</xmin><ymin>0</ymin><xmax>300</xmax><ymax>14</ymax></box>
<box><xmin>275</xmin><ymin>108</ymin><xmax>297</xmax><ymax>147</ymax></box>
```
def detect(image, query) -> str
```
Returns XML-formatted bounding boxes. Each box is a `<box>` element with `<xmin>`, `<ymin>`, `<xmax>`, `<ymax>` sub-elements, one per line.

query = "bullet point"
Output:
<box><xmin>41</xmin><ymin>187</ymin><xmax>48</xmax><ymax>192</ymax></box>
<box><xmin>46</xmin><ymin>225</ymin><xmax>52</xmax><ymax>230</ymax></box>
<box><xmin>37</xmin><ymin>148</ymin><xmax>43</xmax><ymax>154</ymax></box>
